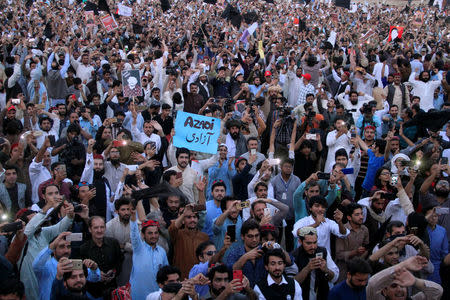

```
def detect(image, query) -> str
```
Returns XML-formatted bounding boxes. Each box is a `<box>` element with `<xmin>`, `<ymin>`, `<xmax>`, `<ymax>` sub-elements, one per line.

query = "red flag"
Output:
<box><xmin>293</xmin><ymin>18</ymin><xmax>299</xmax><ymax>25</ymax></box>
<box><xmin>388</xmin><ymin>26</ymin><xmax>404</xmax><ymax>42</ymax></box>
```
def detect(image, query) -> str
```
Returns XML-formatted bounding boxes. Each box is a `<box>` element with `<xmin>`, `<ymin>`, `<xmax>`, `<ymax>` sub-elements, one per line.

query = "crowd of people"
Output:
<box><xmin>0</xmin><ymin>0</ymin><xmax>450</xmax><ymax>299</ymax></box>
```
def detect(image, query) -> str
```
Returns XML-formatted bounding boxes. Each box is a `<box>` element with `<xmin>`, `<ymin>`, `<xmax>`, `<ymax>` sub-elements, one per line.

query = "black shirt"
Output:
<box><xmin>80</xmin><ymin>237</ymin><xmax>123</xmax><ymax>298</ymax></box>
<box><xmin>153</xmin><ymin>114</ymin><xmax>174</xmax><ymax>136</ymax></box>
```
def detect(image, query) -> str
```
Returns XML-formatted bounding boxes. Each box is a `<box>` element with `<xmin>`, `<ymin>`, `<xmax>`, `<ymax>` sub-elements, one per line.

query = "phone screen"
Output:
<box><xmin>227</xmin><ymin>225</ymin><xmax>236</xmax><ymax>242</ymax></box>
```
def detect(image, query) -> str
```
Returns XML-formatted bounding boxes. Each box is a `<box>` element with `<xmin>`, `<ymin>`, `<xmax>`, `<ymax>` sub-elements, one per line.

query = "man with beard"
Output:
<box><xmin>213</xmin><ymin>197</ymin><xmax>243</xmax><ymax>249</ymax></box>
<box><xmin>47</xmin><ymin>47</ymin><xmax>70</xmax><ymax>106</ymax></box>
<box><xmin>51</xmin><ymin>259</ymin><xmax>90</xmax><ymax>299</ymax></box>
<box><xmin>130</xmin><ymin>203</ymin><xmax>168</xmax><ymax>299</ymax></box>
<box><xmin>366</xmin><ymin>255</ymin><xmax>442</xmax><ymax>300</ymax></box>
<box><xmin>206</xmin><ymin>262</ymin><xmax>256</xmax><ymax>299</ymax></box>
<box><xmin>195</xmin><ymin>72</ymin><xmax>213</xmax><ymax>102</ymax></box>
<box><xmin>161</xmin><ymin>194</ymin><xmax>183</xmax><ymax>228</ymax></box>
<box><xmin>105</xmin><ymin>197</ymin><xmax>132</xmax><ymax>286</ymax></box>
<box><xmin>80</xmin><ymin>139</ymin><xmax>114</xmax><ymax>220</ymax></box>
<box><xmin>52</xmin><ymin>123</ymin><xmax>86</xmax><ymax>181</ymax></box>
<box><xmin>33</xmin><ymin>111</ymin><xmax>60</xmax><ymax>149</ymax></box>
<box><xmin>254</xmin><ymin>249</ymin><xmax>302</xmax><ymax>299</ymax></box>
<box><xmin>101</xmin><ymin>143</ymin><xmax>127</xmax><ymax>193</ymax></box>
<box><xmin>420</xmin><ymin>166</ymin><xmax>450</xmax><ymax>247</ymax></box>
<box><xmin>338</xmin><ymin>90</ymin><xmax>374</xmax><ymax>123</ymax></box>
<box><xmin>222</xmin><ymin>119</ymin><xmax>248</xmax><ymax>159</ymax></box>
<box><xmin>169</xmin><ymin>204</ymin><xmax>209</xmax><ymax>279</ymax></box>
<box><xmin>292</xmin><ymin>195</ymin><xmax>348</xmax><ymax>255</ymax></box>
<box><xmin>206</xmin><ymin>144</ymin><xmax>235</xmax><ymax>201</ymax></box>
<box><xmin>204</xmin><ymin>181</ymin><xmax>227</xmax><ymax>239</ymax></box>
<box><xmin>328</xmin><ymin>257</ymin><xmax>372</xmax><ymax>299</ymax></box>
<box><xmin>292</xmin><ymin>227</ymin><xmax>339</xmax><ymax>300</ymax></box>
<box><xmin>80</xmin><ymin>216</ymin><xmax>123</xmax><ymax>299</ymax></box>
<box><xmin>183</xmin><ymin>78</ymin><xmax>205</xmax><ymax>114</ymax></box>
<box><xmin>245</xmin><ymin>191</ymin><xmax>289</xmax><ymax>227</ymax></box>
<box><xmin>286</xmin><ymin>61</ymin><xmax>303</xmax><ymax>107</ymax></box>
<box><xmin>167</xmin><ymin>147</ymin><xmax>198</xmax><ymax>204</ymax></box>
<box><xmin>384</xmin><ymin>73</ymin><xmax>411</xmax><ymax>112</ymax></box>
<box><xmin>38</xmin><ymin>162</ymin><xmax>72</xmax><ymax>203</ymax></box>
<box><xmin>409</xmin><ymin>70</ymin><xmax>443</xmax><ymax>112</ymax></box>
<box><xmin>33</xmin><ymin>232</ymin><xmax>100</xmax><ymax>300</ymax></box>
<box><xmin>131</xmin><ymin>106</ymin><xmax>163</xmax><ymax>154</ymax></box>
<box><xmin>335</xmin><ymin>204</ymin><xmax>370</xmax><ymax>282</ymax></box>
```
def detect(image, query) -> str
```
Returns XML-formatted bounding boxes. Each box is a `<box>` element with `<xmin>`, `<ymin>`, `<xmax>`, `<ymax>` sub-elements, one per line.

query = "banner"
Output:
<box><xmin>85</xmin><ymin>11</ymin><xmax>95</xmax><ymax>27</ymax></box>
<box><xmin>413</xmin><ymin>11</ymin><xmax>424</xmax><ymax>27</ymax></box>
<box><xmin>100</xmin><ymin>14</ymin><xmax>118</xmax><ymax>32</ymax></box>
<box><xmin>173</xmin><ymin>112</ymin><xmax>220</xmax><ymax>154</ymax></box>
<box><xmin>117</xmin><ymin>3</ymin><xmax>132</xmax><ymax>17</ymax></box>
<box><xmin>388</xmin><ymin>26</ymin><xmax>404</xmax><ymax>42</ymax></box>
<box><xmin>122</xmin><ymin>70</ymin><xmax>142</xmax><ymax>98</ymax></box>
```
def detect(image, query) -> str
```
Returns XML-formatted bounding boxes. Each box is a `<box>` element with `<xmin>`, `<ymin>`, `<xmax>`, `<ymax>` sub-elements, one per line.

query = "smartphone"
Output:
<box><xmin>227</xmin><ymin>225</ymin><xmax>236</xmax><ymax>243</ymax></box>
<box><xmin>66</xmin><ymin>233</ymin><xmax>83</xmax><ymax>242</ymax></box>
<box><xmin>11</xmin><ymin>98</ymin><xmax>20</xmax><ymax>105</ymax></box>
<box><xmin>409</xmin><ymin>226</ymin><xmax>418</xmax><ymax>236</ymax></box>
<box><xmin>264</xmin><ymin>208</ymin><xmax>271</xmax><ymax>216</ymax></box>
<box><xmin>233</xmin><ymin>269</ymin><xmax>243</xmax><ymax>285</ymax></box>
<box><xmin>317</xmin><ymin>172</ymin><xmax>331</xmax><ymax>180</ymax></box>
<box><xmin>0</xmin><ymin>221</ymin><xmax>23</xmax><ymax>233</ymax></box>
<box><xmin>436</xmin><ymin>207</ymin><xmax>450</xmax><ymax>215</ymax></box>
<box><xmin>442</xmin><ymin>157</ymin><xmax>449</xmax><ymax>165</ymax></box>
<box><xmin>148</xmin><ymin>141</ymin><xmax>156</xmax><ymax>149</ymax></box>
<box><xmin>342</xmin><ymin>168</ymin><xmax>354</xmax><ymax>175</ymax></box>
<box><xmin>176</xmin><ymin>172</ymin><xmax>182</xmax><ymax>179</ymax></box>
<box><xmin>306</xmin><ymin>133</ymin><xmax>316</xmax><ymax>140</ymax></box>
<box><xmin>250</xmin><ymin>149</ymin><xmax>256</xmax><ymax>155</ymax></box>
<box><xmin>315</xmin><ymin>252</ymin><xmax>323</xmax><ymax>259</ymax></box>
<box><xmin>48</xmin><ymin>135</ymin><xmax>55</xmax><ymax>147</ymax></box>
<box><xmin>390</xmin><ymin>174</ymin><xmax>399</xmax><ymax>186</ymax></box>
<box><xmin>113</xmin><ymin>140</ymin><xmax>123</xmax><ymax>147</ymax></box>
<box><xmin>239</xmin><ymin>200</ymin><xmax>250</xmax><ymax>209</ymax></box>
<box><xmin>351</xmin><ymin>132</ymin><xmax>356</xmax><ymax>138</ymax></box>
<box><xmin>71</xmin><ymin>259</ymin><xmax>83</xmax><ymax>270</ymax></box>
<box><xmin>110</xmin><ymin>117</ymin><xmax>118</xmax><ymax>123</ymax></box>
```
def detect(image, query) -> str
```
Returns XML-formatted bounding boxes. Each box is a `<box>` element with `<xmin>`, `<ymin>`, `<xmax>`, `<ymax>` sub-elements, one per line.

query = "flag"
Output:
<box><xmin>335</xmin><ymin>0</ymin><xmax>350</xmax><ymax>9</ymax></box>
<box><xmin>243</xmin><ymin>11</ymin><xmax>258</xmax><ymax>24</ymax></box>
<box><xmin>293</xmin><ymin>18</ymin><xmax>299</xmax><ymax>25</ymax></box>
<box><xmin>117</xmin><ymin>3</ymin><xmax>132</xmax><ymax>17</ymax></box>
<box><xmin>240</xmin><ymin>22</ymin><xmax>258</xmax><ymax>44</ymax></box>
<box><xmin>258</xmin><ymin>41</ymin><xmax>265</xmax><ymax>59</ymax></box>
<box><xmin>388</xmin><ymin>26</ymin><xmax>404</xmax><ymax>42</ymax></box>
<box><xmin>84</xmin><ymin>1</ymin><xmax>99</xmax><ymax>15</ymax></box>
<box><xmin>221</xmin><ymin>4</ymin><xmax>241</xmax><ymax>28</ymax></box>
<box><xmin>160</xmin><ymin>0</ymin><xmax>171</xmax><ymax>12</ymax></box>
<box><xmin>98</xmin><ymin>0</ymin><xmax>110</xmax><ymax>13</ymax></box>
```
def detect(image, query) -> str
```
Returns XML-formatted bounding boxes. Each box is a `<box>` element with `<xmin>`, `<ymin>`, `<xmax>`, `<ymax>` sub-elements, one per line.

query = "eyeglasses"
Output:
<box><xmin>204</xmin><ymin>250</ymin><xmax>217</xmax><ymax>256</ymax></box>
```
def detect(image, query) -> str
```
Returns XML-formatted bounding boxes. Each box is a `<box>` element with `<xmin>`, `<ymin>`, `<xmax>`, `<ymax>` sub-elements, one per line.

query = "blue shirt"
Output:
<box><xmin>427</xmin><ymin>225</ymin><xmax>449</xmax><ymax>284</ymax></box>
<box><xmin>203</xmin><ymin>200</ymin><xmax>223</xmax><ymax>240</ymax></box>
<box><xmin>212</xmin><ymin>216</ymin><xmax>242</xmax><ymax>250</ymax></box>
<box><xmin>130</xmin><ymin>220</ymin><xmax>168</xmax><ymax>300</ymax></box>
<box><xmin>32</xmin><ymin>247</ymin><xmax>101</xmax><ymax>300</ymax></box>
<box><xmin>327</xmin><ymin>280</ymin><xmax>366</xmax><ymax>300</ymax></box>
<box><xmin>362</xmin><ymin>149</ymin><xmax>385</xmax><ymax>191</ymax></box>
<box><xmin>224</xmin><ymin>243</ymin><xmax>266</xmax><ymax>288</ymax></box>
<box><xmin>207</xmin><ymin>160</ymin><xmax>236</xmax><ymax>201</ymax></box>
<box><xmin>188</xmin><ymin>261</ymin><xmax>209</xmax><ymax>297</ymax></box>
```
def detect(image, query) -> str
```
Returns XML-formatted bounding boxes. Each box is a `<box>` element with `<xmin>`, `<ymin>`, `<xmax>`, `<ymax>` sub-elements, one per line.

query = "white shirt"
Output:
<box><xmin>308</xmin><ymin>250</ymin><xmax>339</xmax><ymax>299</ymax></box>
<box><xmin>408</xmin><ymin>72</ymin><xmax>443</xmax><ymax>112</ymax></box>
<box><xmin>29</xmin><ymin>158</ymin><xmax>52</xmax><ymax>204</ymax></box>
<box><xmin>337</xmin><ymin>92</ymin><xmax>373</xmax><ymax>123</ymax></box>
<box><xmin>34</xmin><ymin>117</ymin><xmax>61</xmax><ymax>149</ymax></box>
<box><xmin>131</xmin><ymin>122</ymin><xmax>162</xmax><ymax>153</ymax></box>
<box><xmin>166</xmin><ymin>165</ymin><xmax>198</xmax><ymax>204</ymax></box>
<box><xmin>292</xmin><ymin>215</ymin><xmax>349</xmax><ymax>254</ymax></box>
<box><xmin>372</xmin><ymin>62</ymin><xmax>389</xmax><ymax>87</ymax></box>
<box><xmin>324</xmin><ymin>130</ymin><xmax>352</xmax><ymax>173</ymax></box>
<box><xmin>254</xmin><ymin>274</ymin><xmax>303</xmax><ymax>300</ymax></box>
<box><xmin>71</xmin><ymin>57</ymin><xmax>95</xmax><ymax>83</ymax></box>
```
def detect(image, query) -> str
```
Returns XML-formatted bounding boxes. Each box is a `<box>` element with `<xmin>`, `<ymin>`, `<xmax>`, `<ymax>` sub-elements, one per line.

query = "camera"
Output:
<box><xmin>224</xmin><ymin>98</ymin><xmax>235</xmax><ymax>114</ymax></box>
<box><xmin>277</xmin><ymin>106</ymin><xmax>293</xmax><ymax>119</ymax></box>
